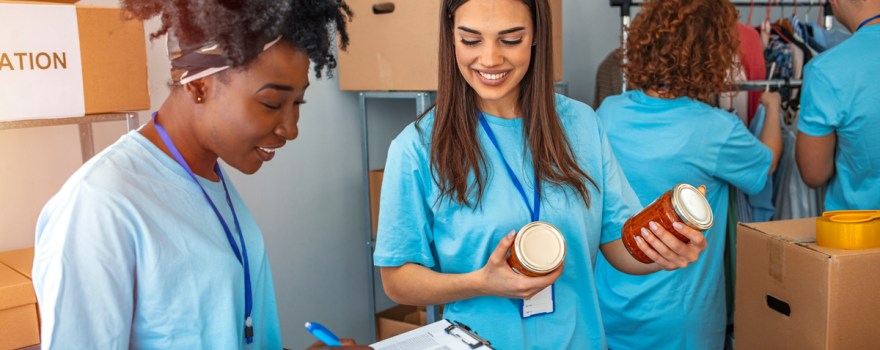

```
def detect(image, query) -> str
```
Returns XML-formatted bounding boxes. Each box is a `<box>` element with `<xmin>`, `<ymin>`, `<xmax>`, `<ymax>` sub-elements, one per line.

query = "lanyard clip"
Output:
<box><xmin>245</xmin><ymin>316</ymin><xmax>254</xmax><ymax>343</ymax></box>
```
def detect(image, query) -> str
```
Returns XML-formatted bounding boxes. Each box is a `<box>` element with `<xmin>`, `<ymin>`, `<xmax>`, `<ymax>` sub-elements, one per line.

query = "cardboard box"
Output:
<box><xmin>338</xmin><ymin>0</ymin><xmax>563</xmax><ymax>91</ymax></box>
<box><xmin>735</xmin><ymin>219</ymin><xmax>880</xmax><ymax>349</ymax></box>
<box><xmin>0</xmin><ymin>2</ymin><xmax>149</xmax><ymax>120</ymax></box>
<box><xmin>0</xmin><ymin>263</ymin><xmax>40</xmax><ymax>349</ymax></box>
<box><xmin>76</xmin><ymin>6</ymin><xmax>150</xmax><ymax>115</ymax></box>
<box><xmin>369</xmin><ymin>169</ymin><xmax>384</xmax><ymax>238</ymax></box>
<box><xmin>0</xmin><ymin>247</ymin><xmax>34</xmax><ymax>279</ymax></box>
<box><xmin>376</xmin><ymin>305</ymin><xmax>427</xmax><ymax>340</ymax></box>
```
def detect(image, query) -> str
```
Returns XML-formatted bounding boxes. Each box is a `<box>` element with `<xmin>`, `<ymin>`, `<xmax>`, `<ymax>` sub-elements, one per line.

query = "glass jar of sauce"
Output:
<box><xmin>622</xmin><ymin>183</ymin><xmax>713</xmax><ymax>264</ymax></box>
<box><xmin>507</xmin><ymin>222</ymin><xmax>566</xmax><ymax>277</ymax></box>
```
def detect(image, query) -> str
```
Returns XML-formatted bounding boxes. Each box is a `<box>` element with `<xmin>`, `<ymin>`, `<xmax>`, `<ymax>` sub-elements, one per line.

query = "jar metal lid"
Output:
<box><xmin>672</xmin><ymin>183</ymin><xmax>713</xmax><ymax>231</ymax></box>
<box><xmin>515</xmin><ymin>221</ymin><xmax>566</xmax><ymax>273</ymax></box>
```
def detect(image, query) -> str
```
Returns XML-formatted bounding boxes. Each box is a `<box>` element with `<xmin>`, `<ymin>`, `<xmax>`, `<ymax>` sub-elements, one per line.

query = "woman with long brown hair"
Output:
<box><xmin>373</xmin><ymin>0</ymin><xmax>706</xmax><ymax>348</ymax></box>
<box><xmin>594</xmin><ymin>0</ymin><xmax>782</xmax><ymax>349</ymax></box>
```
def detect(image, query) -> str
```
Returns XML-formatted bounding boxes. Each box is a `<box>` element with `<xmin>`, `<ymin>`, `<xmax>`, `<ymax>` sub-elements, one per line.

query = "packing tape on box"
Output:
<box><xmin>768</xmin><ymin>238</ymin><xmax>785</xmax><ymax>283</ymax></box>
<box><xmin>816</xmin><ymin>210</ymin><xmax>880</xmax><ymax>250</ymax></box>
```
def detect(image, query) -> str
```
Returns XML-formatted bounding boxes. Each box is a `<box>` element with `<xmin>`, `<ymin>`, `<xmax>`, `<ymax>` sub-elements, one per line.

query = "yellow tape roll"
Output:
<box><xmin>816</xmin><ymin>210</ymin><xmax>880</xmax><ymax>249</ymax></box>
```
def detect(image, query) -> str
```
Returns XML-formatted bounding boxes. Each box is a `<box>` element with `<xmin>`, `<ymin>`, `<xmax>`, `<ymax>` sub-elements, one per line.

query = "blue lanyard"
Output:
<box><xmin>478</xmin><ymin>113</ymin><xmax>541</xmax><ymax>222</ymax></box>
<box><xmin>858</xmin><ymin>14</ymin><xmax>880</xmax><ymax>31</ymax></box>
<box><xmin>151</xmin><ymin>112</ymin><xmax>255</xmax><ymax>344</ymax></box>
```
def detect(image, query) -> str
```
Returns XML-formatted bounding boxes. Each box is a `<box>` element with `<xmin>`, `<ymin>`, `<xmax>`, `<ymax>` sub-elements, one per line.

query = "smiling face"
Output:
<box><xmin>198</xmin><ymin>41</ymin><xmax>311</xmax><ymax>175</ymax></box>
<box><xmin>453</xmin><ymin>0</ymin><xmax>534</xmax><ymax>116</ymax></box>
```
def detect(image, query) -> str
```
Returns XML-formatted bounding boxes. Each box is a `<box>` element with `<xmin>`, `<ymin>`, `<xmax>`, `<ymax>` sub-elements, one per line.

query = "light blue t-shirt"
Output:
<box><xmin>798</xmin><ymin>24</ymin><xmax>880</xmax><ymax>211</ymax></box>
<box><xmin>33</xmin><ymin>131</ymin><xmax>282</xmax><ymax>350</ymax></box>
<box><xmin>373</xmin><ymin>94</ymin><xmax>641</xmax><ymax>349</ymax></box>
<box><xmin>595</xmin><ymin>90</ymin><xmax>772</xmax><ymax>350</ymax></box>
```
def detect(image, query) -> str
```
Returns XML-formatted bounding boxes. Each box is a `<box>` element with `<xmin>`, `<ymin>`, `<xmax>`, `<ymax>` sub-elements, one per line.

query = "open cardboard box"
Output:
<box><xmin>376</xmin><ymin>305</ymin><xmax>428</xmax><ymax>341</ymax></box>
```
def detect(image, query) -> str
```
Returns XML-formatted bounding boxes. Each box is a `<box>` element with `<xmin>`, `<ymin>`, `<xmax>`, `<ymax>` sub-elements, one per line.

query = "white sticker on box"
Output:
<box><xmin>0</xmin><ymin>3</ymin><xmax>84</xmax><ymax>121</ymax></box>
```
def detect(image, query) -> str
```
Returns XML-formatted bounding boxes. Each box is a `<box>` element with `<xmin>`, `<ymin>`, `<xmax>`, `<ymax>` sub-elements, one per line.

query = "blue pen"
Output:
<box><xmin>305</xmin><ymin>321</ymin><xmax>343</xmax><ymax>347</ymax></box>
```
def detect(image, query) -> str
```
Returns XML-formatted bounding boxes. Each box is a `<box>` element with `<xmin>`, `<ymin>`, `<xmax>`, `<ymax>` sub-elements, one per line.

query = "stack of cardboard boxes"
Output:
<box><xmin>0</xmin><ymin>248</ymin><xmax>38</xmax><ymax>349</ymax></box>
<box><xmin>1</xmin><ymin>0</ymin><xmax>148</xmax><ymax>348</ymax></box>
<box><xmin>0</xmin><ymin>0</ymin><xmax>149</xmax><ymax>121</ymax></box>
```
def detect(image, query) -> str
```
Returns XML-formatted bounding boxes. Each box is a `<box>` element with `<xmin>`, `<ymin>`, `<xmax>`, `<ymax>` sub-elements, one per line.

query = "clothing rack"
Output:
<box><xmin>609</xmin><ymin>0</ymin><xmax>833</xmax><ymax>92</ymax></box>
<box><xmin>736</xmin><ymin>79</ymin><xmax>803</xmax><ymax>91</ymax></box>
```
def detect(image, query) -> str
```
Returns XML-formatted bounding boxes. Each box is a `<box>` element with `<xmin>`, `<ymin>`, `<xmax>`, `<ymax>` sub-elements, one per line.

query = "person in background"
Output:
<box><xmin>32</xmin><ymin>0</ymin><xmax>369</xmax><ymax>348</ymax></box>
<box><xmin>373</xmin><ymin>0</ymin><xmax>707</xmax><ymax>349</ymax></box>
<box><xmin>796</xmin><ymin>0</ymin><xmax>880</xmax><ymax>210</ymax></box>
<box><xmin>594</xmin><ymin>0</ymin><xmax>783</xmax><ymax>349</ymax></box>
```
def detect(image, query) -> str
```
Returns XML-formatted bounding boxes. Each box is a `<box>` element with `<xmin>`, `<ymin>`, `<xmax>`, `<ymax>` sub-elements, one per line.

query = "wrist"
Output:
<box><xmin>464</xmin><ymin>269</ymin><xmax>489</xmax><ymax>298</ymax></box>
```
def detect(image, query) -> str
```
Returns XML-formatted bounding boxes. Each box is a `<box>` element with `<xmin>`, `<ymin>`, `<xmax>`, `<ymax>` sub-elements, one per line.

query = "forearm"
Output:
<box><xmin>759</xmin><ymin>103</ymin><xmax>783</xmax><ymax>174</ymax></box>
<box><xmin>600</xmin><ymin>239</ymin><xmax>661</xmax><ymax>275</ymax></box>
<box><xmin>380</xmin><ymin>264</ymin><xmax>485</xmax><ymax>306</ymax></box>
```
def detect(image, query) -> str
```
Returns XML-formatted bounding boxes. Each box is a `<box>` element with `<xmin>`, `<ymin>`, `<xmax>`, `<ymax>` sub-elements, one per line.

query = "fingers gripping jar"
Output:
<box><xmin>622</xmin><ymin>183</ymin><xmax>713</xmax><ymax>264</ymax></box>
<box><xmin>506</xmin><ymin>222</ymin><xmax>566</xmax><ymax>277</ymax></box>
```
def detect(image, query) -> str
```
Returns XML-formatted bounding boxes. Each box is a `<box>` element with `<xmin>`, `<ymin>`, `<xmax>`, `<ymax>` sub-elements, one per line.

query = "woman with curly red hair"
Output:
<box><xmin>594</xmin><ymin>0</ymin><xmax>782</xmax><ymax>349</ymax></box>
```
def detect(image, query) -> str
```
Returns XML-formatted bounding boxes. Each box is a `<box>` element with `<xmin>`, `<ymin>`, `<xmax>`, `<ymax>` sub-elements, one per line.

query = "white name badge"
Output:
<box><xmin>521</xmin><ymin>284</ymin><xmax>554</xmax><ymax>318</ymax></box>
<box><xmin>0</xmin><ymin>3</ymin><xmax>85</xmax><ymax>121</ymax></box>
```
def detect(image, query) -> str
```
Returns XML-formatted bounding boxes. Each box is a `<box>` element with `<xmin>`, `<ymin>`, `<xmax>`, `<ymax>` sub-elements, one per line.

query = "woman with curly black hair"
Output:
<box><xmin>31</xmin><ymin>1</ymin><xmax>367</xmax><ymax>349</ymax></box>
<box><xmin>593</xmin><ymin>0</ymin><xmax>782</xmax><ymax>349</ymax></box>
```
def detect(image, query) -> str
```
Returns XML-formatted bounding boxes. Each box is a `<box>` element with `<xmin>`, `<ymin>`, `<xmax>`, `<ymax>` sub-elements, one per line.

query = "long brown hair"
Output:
<box><xmin>420</xmin><ymin>0</ymin><xmax>597</xmax><ymax>208</ymax></box>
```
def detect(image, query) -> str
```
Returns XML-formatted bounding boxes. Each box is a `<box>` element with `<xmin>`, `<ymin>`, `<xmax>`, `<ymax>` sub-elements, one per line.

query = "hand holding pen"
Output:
<box><xmin>304</xmin><ymin>322</ymin><xmax>373</xmax><ymax>349</ymax></box>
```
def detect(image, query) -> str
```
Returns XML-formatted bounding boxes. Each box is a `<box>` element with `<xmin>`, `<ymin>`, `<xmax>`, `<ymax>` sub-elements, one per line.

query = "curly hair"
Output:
<box><xmin>121</xmin><ymin>0</ymin><xmax>352</xmax><ymax>78</ymax></box>
<box><xmin>624</xmin><ymin>0</ymin><xmax>740</xmax><ymax>103</ymax></box>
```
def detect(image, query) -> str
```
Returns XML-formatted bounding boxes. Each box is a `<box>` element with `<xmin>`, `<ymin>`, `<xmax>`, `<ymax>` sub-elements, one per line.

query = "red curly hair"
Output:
<box><xmin>624</xmin><ymin>0</ymin><xmax>740</xmax><ymax>103</ymax></box>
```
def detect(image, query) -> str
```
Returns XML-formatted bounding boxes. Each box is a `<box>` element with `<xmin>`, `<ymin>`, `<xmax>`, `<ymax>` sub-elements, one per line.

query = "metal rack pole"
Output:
<box><xmin>359</xmin><ymin>91</ymin><xmax>437</xmax><ymax>342</ymax></box>
<box><xmin>610</xmin><ymin>0</ymin><xmax>832</xmax><ymax>91</ymax></box>
<box><xmin>736</xmin><ymin>79</ymin><xmax>803</xmax><ymax>91</ymax></box>
<box><xmin>0</xmin><ymin>112</ymin><xmax>140</xmax><ymax>162</ymax></box>
<box><xmin>357</xmin><ymin>92</ymin><xmax>377</xmax><ymax>343</ymax></box>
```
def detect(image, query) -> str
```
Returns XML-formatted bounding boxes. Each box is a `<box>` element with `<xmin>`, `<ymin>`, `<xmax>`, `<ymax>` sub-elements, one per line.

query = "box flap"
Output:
<box><xmin>0</xmin><ymin>264</ymin><xmax>36</xmax><ymax>311</ymax></box>
<box><xmin>803</xmin><ymin>243</ymin><xmax>880</xmax><ymax>258</ymax></box>
<box><xmin>0</xmin><ymin>248</ymin><xmax>34</xmax><ymax>279</ymax></box>
<box><xmin>740</xmin><ymin>218</ymin><xmax>817</xmax><ymax>243</ymax></box>
<box><xmin>741</xmin><ymin>219</ymin><xmax>880</xmax><ymax>259</ymax></box>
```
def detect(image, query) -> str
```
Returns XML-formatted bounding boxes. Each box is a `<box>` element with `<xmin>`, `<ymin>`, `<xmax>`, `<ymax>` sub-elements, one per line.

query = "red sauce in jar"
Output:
<box><xmin>622</xmin><ymin>184</ymin><xmax>713</xmax><ymax>264</ymax></box>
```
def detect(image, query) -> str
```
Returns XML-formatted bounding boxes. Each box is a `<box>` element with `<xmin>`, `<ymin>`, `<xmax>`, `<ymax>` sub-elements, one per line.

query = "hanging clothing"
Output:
<box><xmin>737</xmin><ymin>23</ymin><xmax>767</xmax><ymax>122</ymax></box>
<box><xmin>772</xmin><ymin>110</ymin><xmax>825</xmax><ymax>220</ymax></box>
<box><xmin>798</xmin><ymin>24</ymin><xmax>880</xmax><ymax>210</ymax></box>
<box><xmin>802</xmin><ymin>22</ymin><xmax>852</xmax><ymax>52</ymax></box>
<box><xmin>374</xmin><ymin>94</ymin><xmax>641</xmax><ymax>350</ymax></box>
<box><xmin>719</xmin><ymin>69</ymin><xmax>749</xmax><ymax>124</ymax></box>
<box><xmin>745</xmin><ymin>106</ymin><xmax>776</xmax><ymax>222</ymax></box>
<box><xmin>765</xmin><ymin>37</ymin><xmax>795</xmax><ymax>80</ymax></box>
<box><xmin>33</xmin><ymin>131</ymin><xmax>283</xmax><ymax>349</ymax></box>
<box><xmin>595</xmin><ymin>90</ymin><xmax>772</xmax><ymax>350</ymax></box>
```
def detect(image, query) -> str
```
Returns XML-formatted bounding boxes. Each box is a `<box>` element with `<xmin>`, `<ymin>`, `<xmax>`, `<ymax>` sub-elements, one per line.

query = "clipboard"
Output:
<box><xmin>371</xmin><ymin>319</ymin><xmax>494</xmax><ymax>350</ymax></box>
